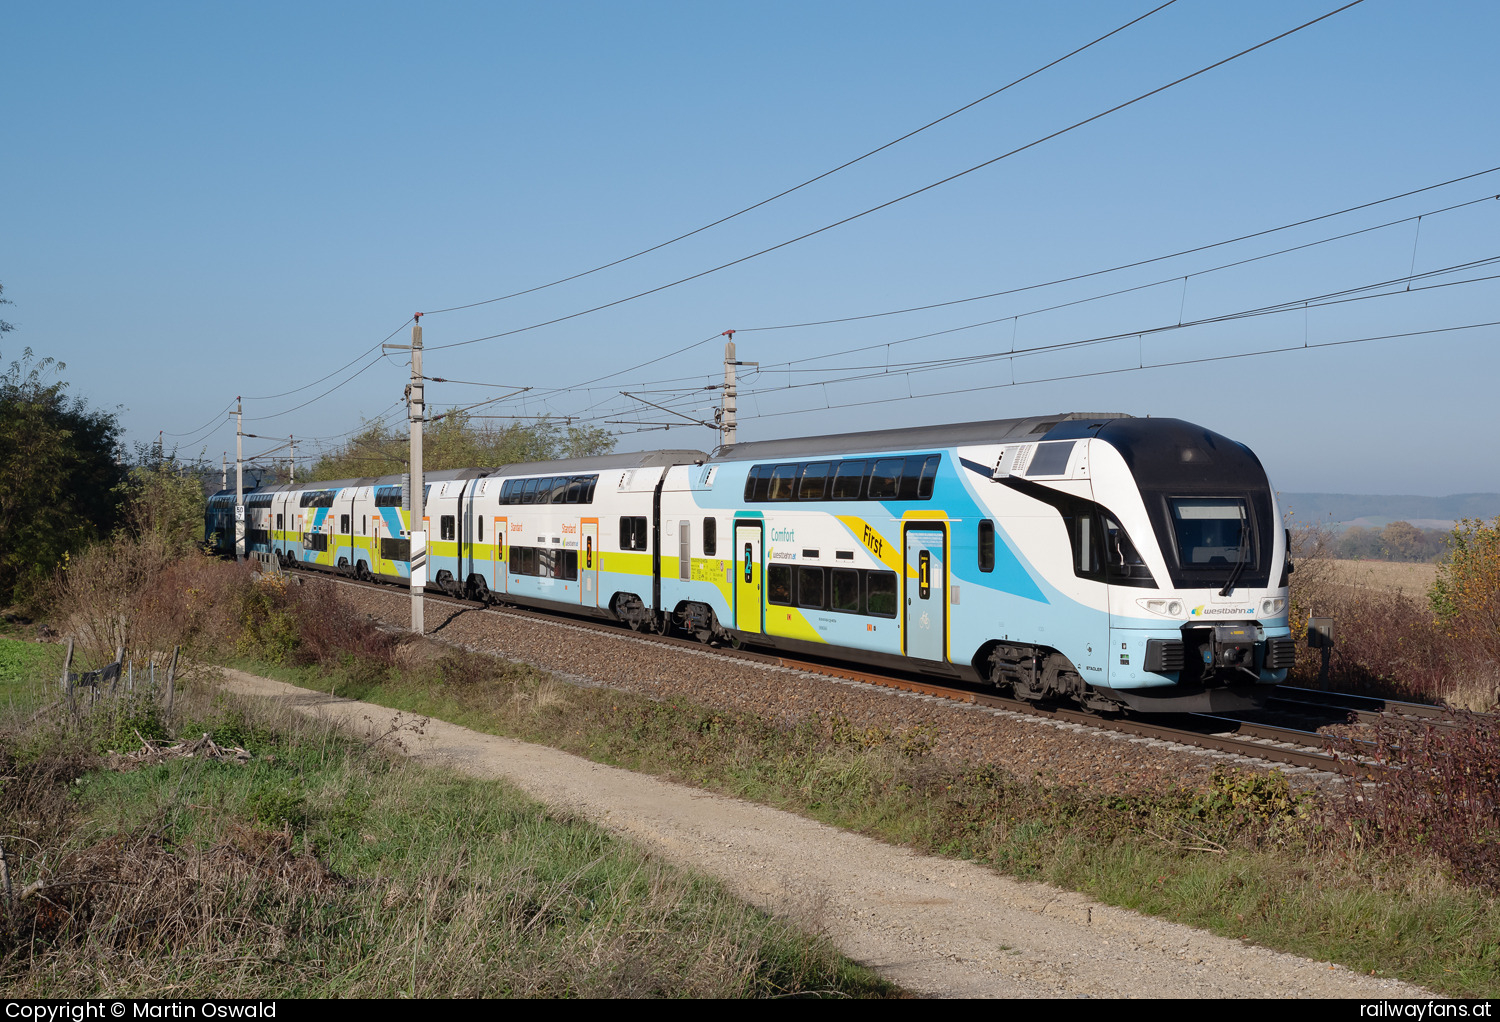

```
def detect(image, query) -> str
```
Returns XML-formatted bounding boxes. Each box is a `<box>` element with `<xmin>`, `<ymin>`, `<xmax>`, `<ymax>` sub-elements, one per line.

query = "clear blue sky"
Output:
<box><xmin>4</xmin><ymin>0</ymin><xmax>1497</xmax><ymax>496</ymax></box>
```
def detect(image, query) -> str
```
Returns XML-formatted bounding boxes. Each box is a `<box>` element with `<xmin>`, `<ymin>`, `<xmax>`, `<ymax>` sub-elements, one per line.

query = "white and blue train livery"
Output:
<box><xmin>210</xmin><ymin>413</ymin><xmax>1294</xmax><ymax>713</ymax></box>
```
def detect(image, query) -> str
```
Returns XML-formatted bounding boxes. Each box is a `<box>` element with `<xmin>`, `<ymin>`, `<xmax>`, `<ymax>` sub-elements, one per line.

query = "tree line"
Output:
<box><xmin>0</xmin><ymin>285</ymin><xmax>617</xmax><ymax>608</ymax></box>
<box><xmin>1333</xmin><ymin>521</ymin><xmax>1452</xmax><ymax>563</ymax></box>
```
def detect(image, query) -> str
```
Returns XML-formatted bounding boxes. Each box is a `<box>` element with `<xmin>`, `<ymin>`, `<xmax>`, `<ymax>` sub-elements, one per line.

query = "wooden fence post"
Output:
<box><xmin>165</xmin><ymin>645</ymin><xmax>179</xmax><ymax>716</ymax></box>
<box><xmin>60</xmin><ymin>638</ymin><xmax>76</xmax><ymax>718</ymax></box>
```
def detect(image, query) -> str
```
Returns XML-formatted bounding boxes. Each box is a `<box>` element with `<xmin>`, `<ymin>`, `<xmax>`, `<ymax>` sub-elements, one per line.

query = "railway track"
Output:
<box><xmin>315</xmin><ymin>572</ymin><xmax>1388</xmax><ymax>780</ymax></box>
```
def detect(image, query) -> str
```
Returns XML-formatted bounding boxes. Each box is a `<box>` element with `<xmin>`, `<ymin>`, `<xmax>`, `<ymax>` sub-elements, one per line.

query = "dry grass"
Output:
<box><xmin>1289</xmin><ymin>528</ymin><xmax>1500</xmax><ymax>709</ymax></box>
<box><xmin>0</xmin><ymin>677</ymin><xmax>891</xmax><ymax>998</ymax></box>
<box><xmin>1328</xmin><ymin>559</ymin><xmax>1439</xmax><ymax>598</ymax></box>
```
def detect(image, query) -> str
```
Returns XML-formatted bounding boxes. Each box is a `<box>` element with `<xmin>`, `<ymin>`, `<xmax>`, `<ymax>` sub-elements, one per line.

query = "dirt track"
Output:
<box><xmin>215</xmin><ymin>667</ymin><xmax>1430</xmax><ymax>999</ymax></box>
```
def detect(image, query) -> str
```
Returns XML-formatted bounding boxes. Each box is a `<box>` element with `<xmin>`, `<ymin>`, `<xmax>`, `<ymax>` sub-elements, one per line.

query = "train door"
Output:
<box><xmin>492</xmin><ymin>516</ymin><xmax>507</xmax><ymax>594</ymax></box>
<box><xmin>903</xmin><ymin>525</ymin><xmax>947</xmax><ymax>662</ymax></box>
<box><xmin>734</xmin><ymin>521</ymin><xmax>763</xmax><ymax>634</ymax></box>
<box><xmin>581</xmin><ymin>518</ymin><xmax>598</xmax><ymax>607</ymax></box>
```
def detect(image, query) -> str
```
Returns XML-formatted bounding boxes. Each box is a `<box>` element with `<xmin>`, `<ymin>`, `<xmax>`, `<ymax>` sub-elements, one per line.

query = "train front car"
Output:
<box><xmin>968</xmin><ymin>415</ymin><xmax>1292</xmax><ymax>713</ymax></box>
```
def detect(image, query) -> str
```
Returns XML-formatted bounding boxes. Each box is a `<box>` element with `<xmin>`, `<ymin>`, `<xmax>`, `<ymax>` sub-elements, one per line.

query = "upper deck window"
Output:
<box><xmin>744</xmin><ymin>455</ymin><xmax>939</xmax><ymax>503</ymax></box>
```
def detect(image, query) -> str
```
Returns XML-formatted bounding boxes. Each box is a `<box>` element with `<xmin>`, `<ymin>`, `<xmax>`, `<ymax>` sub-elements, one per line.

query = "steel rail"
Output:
<box><xmin>1271</xmin><ymin>686</ymin><xmax>1456</xmax><ymax>721</ymax></box>
<box><xmin>315</xmin><ymin>571</ymin><xmax>1383</xmax><ymax>779</ymax></box>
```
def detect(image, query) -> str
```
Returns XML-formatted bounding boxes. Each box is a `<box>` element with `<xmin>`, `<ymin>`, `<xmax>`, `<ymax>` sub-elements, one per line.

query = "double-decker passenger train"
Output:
<box><xmin>207</xmin><ymin>412</ymin><xmax>1295</xmax><ymax>713</ymax></box>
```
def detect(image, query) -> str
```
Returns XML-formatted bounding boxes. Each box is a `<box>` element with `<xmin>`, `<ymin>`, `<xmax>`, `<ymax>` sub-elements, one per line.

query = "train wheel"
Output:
<box><xmin>356</xmin><ymin>561</ymin><xmax>371</xmax><ymax>581</ymax></box>
<box><xmin>468</xmin><ymin>575</ymin><xmax>491</xmax><ymax>604</ymax></box>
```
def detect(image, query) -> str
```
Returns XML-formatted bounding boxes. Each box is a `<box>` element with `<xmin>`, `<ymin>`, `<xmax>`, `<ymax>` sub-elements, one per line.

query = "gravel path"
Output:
<box><xmin>216</xmin><ymin>666</ymin><xmax>1429</xmax><ymax>998</ymax></box>
<box><xmin>324</xmin><ymin>577</ymin><xmax>1337</xmax><ymax>791</ymax></box>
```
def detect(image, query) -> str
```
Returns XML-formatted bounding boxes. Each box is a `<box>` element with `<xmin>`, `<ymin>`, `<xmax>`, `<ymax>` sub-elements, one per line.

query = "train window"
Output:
<box><xmin>978</xmin><ymin>520</ymin><xmax>996</xmax><ymax>572</ymax></box>
<box><xmin>558</xmin><ymin>550</ymin><xmax>579</xmax><ymax>581</ymax></box>
<box><xmin>565</xmin><ymin>478</ymin><xmax>584</xmax><ymax>503</ymax></box>
<box><xmin>550</xmin><ymin>478</ymin><xmax>568</xmax><ymax>504</ymax></box>
<box><xmin>767</xmin><ymin>465</ymin><xmax>798</xmax><ymax>501</ymax></box>
<box><xmin>440</xmin><ymin>515</ymin><xmax>455</xmax><ymax>541</ymax></box>
<box><xmin>1064</xmin><ymin>513</ymin><xmax>1102</xmax><ymax>580</ymax></box>
<box><xmin>797</xmin><ymin>463</ymin><xmax>831</xmax><ymax>501</ymax></box>
<box><xmin>831</xmin><ymin>569</ymin><xmax>860</xmax><ymax>612</ymax></box>
<box><xmin>831</xmin><ymin>461</ymin><xmax>866</xmax><ymax>501</ymax></box>
<box><xmin>917</xmin><ymin>455</ymin><xmax>940</xmax><ymax>499</ymax></box>
<box><xmin>865</xmin><ymin>571</ymin><xmax>898</xmax><ymax>617</ymax></box>
<box><xmin>896</xmin><ymin>457</ymin><xmax>917</xmax><ymax>499</ymax></box>
<box><xmin>751</xmin><ymin>466</ymin><xmax>772</xmax><ymax>502</ymax></box>
<box><xmin>619</xmin><ymin>516</ymin><xmax>647</xmax><ymax>551</ymax></box>
<box><xmin>519</xmin><ymin>478</ymin><xmax>539</xmax><ymax>504</ymax></box>
<box><xmin>1170</xmin><ymin>498</ymin><xmax>1253</xmax><ymax>567</ymax></box>
<box><xmin>796</xmin><ymin>567</ymin><xmax>825</xmax><ymax>609</ymax></box>
<box><xmin>582</xmin><ymin>476</ymin><xmax>598</xmax><ymax>503</ymax></box>
<box><xmin>276</xmin><ymin>514</ymin><xmax>284</xmax><ymax>531</ymax></box>
<box><xmin>1101</xmin><ymin>514</ymin><xmax>1154</xmax><ymax>584</ymax></box>
<box><xmin>867</xmin><ymin>459</ymin><xmax>903</xmax><ymax>500</ymax></box>
<box><xmin>767</xmin><ymin>565</ymin><xmax>792</xmax><ymax>606</ymax></box>
<box><xmin>703</xmin><ymin>518</ymin><xmax>716</xmax><ymax>557</ymax></box>
<box><xmin>340</xmin><ymin>514</ymin><xmax>350</xmax><ymax>534</ymax></box>
<box><xmin>743</xmin><ymin>465</ymin><xmax>760</xmax><ymax>502</ymax></box>
<box><xmin>478</xmin><ymin>517</ymin><xmax>484</xmax><ymax>543</ymax></box>
<box><xmin>679</xmin><ymin>521</ymin><xmax>691</xmax><ymax>580</ymax></box>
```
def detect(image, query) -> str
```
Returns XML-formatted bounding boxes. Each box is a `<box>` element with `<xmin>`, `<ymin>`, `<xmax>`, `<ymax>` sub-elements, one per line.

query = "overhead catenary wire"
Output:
<box><xmin>242</xmin><ymin>318</ymin><xmax>412</xmax><ymax>401</ymax></box>
<box><xmin>524</xmin><ymin>184</ymin><xmax>1500</xmax><ymax>407</ymax></box>
<box><xmin>732</xmin><ymin>167</ymin><xmax>1500</xmax><ymax>335</ymax></box>
<box><xmin>243</xmin><ymin>351</ymin><xmax>395</xmax><ymax>423</ymax></box>
<box><xmin>732</xmin><ymin>258</ymin><xmax>1500</xmax><ymax>399</ymax></box>
<box><xmin>549</xmin><ymin>258</ymin><xmax>1499</xmax><ymax>433</ymax></box>
<box><xmin>731</xmin><ymin>320</ymin><xmax>1500</xmax><ymax>427</ymax></box>
<box><xmin>748</xmin><ymin>199</ymin><xmax>1500</xmax><ymax>377</ymax></box>
<box><xmin>427</xmin><ymin>0</ymin><xmax>1368</xmax><ymax>355</ymax></box>
<box><xmin>162</xmin><ymin>399</ymin><xmax>235</xmax><ymax>438</ymax></box>
<box><xmin>416</xmin><ymin>1</ymin><xmax>1183</xmax><ymax>319</ymax></box>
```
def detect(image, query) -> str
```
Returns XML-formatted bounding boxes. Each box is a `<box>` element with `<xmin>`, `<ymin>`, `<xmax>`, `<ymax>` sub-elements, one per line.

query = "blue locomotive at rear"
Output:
<box><xmin>215</xmin><ymin>411</ymin><xmax>1293</xmax><ymax>714</ymax></box>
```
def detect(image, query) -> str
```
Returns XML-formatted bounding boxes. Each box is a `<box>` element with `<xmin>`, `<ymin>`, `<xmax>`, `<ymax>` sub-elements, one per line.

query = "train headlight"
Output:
<box><xmin>1259</xmin><ymin>597</ymin><xmax>1287</xmax><ymax>617</ymax></box>
<box><xmin>1137</xmin><ymin>598</ymin><xmax>1184</xmax><ymax>618</ymax></box>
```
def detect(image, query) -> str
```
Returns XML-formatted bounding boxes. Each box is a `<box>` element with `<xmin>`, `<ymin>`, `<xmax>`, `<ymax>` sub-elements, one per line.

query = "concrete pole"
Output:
<box><xmin>409</xmin><ymin>318</ymin><xmax>426</xmax><ymax>634</ymax></box>
<box><xmin>723</xmin><ymin>338</ymin><xmax>737</xmax><ymax>447</ymax></box>
<box><xmin>234</xmin><ymin>397</ymin><xmax>244</xmax><ymax>563</ymax></box>
<box><xmin>221</xmin><ymin>453</ymin><xmax>227</xmax><ymax>491</ymax></box>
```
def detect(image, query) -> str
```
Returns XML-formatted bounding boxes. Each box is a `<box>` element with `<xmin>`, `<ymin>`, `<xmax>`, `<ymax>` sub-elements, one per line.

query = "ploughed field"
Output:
<box><xmin>1328</xmin><ymin>558</ymin><xmax>1438</xmax><ymax>598</ymax></box>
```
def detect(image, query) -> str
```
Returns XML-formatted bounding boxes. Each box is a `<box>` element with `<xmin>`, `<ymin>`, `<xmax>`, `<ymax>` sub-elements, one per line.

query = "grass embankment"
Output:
<box><xmin>229</xmin><ymin>635</ymin><xmax>1500</xmax><ymax>997</ymax></box>
<box><xmin>0</xmin><ymin>638</ymin><xmax>892</xmax><ymax>998</ymax></box>
<box><xmin>30</xmin><ymin>545</ymin><xmax>1500</xmax><ymax>997</ymax></box>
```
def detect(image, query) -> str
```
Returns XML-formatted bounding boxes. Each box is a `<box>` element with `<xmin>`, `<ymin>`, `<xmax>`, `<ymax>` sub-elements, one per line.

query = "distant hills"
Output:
<box><xmin>1279</xmin><ymin>493</ymin><xmax>1500</xmax><ymax>532</ymax></box>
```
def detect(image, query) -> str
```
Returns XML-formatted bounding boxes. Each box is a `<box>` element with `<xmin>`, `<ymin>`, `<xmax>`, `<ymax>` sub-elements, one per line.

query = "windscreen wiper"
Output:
<box><xmin>1218</xmin><ymin>514</ymin><xmax>1251</xmax><ymax>596</ymax></box>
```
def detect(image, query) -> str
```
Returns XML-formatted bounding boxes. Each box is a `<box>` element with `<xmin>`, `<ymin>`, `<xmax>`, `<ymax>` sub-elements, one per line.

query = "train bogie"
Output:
<box><xmin>214</xmin><ymin>414</ymin><xmax>1293</xmax><ymax>714</ymax></box>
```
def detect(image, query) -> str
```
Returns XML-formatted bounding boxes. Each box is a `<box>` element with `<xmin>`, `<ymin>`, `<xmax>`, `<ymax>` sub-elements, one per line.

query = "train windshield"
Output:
<box><xmin>1169</xmin><ymin>498</ymin><xmax>1254</xmax><ymax>566</ymax></box>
